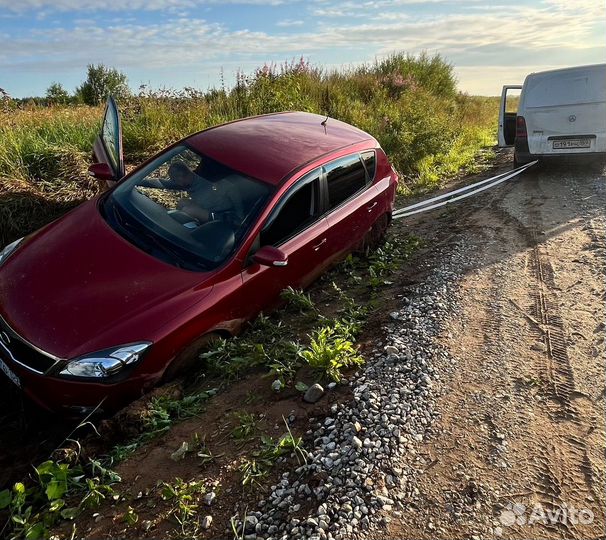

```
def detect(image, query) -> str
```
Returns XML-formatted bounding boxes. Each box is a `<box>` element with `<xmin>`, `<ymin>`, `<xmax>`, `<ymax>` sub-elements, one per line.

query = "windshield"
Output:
<box><xmin>105</xmin><ymin>145</ymin><xmax>272</xmax><ymax>270</ymax></box>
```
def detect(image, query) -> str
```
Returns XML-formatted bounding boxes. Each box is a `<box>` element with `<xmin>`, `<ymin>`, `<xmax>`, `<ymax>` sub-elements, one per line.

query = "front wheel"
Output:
<box><xmin>162</xmin><ymin>332</ymin><xmax>223</xmax><ymax>382</ymax></box>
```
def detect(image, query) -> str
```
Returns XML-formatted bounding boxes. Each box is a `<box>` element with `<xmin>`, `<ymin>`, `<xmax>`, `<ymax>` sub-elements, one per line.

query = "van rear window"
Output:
<box><xmin>525</xmin><ymin>70</ymin><xmax>606</xmax><ymax>108</ymax></box>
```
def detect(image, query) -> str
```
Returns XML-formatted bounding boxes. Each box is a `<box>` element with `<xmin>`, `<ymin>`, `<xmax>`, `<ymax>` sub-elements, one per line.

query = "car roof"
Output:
<box><xmin>186</xmin><ymin>111</ymin><xmax>375</xmax><ymax>186</ymax></box>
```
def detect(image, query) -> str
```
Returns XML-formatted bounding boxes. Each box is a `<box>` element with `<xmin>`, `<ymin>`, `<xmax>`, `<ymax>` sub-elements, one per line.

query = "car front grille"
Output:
<box><xmin>0</xmin><ymin>316</ymin><xmax>59</xmax><ymax>374</ymax></box>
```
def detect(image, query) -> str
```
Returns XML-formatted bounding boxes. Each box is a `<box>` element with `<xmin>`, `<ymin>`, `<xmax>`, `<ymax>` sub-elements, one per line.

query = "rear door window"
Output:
<box><xmin>525</xmin><ymin>72</ymin><xmax>606</xmax><ymax>107</ymax></box>
<box><xmin>324</xmin><ymin>154</ymin><xmax>368</xmax><ymax>210</ymax></box>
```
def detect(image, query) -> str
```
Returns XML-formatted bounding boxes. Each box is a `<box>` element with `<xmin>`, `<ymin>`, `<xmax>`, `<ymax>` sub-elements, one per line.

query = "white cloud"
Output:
<box><xmin>276</xmin><ymin>19</ymin><xmax>304</xmax><ymax>27</ymax></box>
<box><xmin>1</xmin><ymin>0</ymin><xmax>604</xmax><ymax>96</ymax></box>
<box><xmin>0</xmin><ymin>0</ymin><xmax>287</xmax><ymax>12</ymax></box>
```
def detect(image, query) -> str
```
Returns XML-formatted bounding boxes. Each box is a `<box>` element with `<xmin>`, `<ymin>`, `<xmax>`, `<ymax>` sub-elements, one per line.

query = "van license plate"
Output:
<box><xmin>0</xmin><ymin>357</ymin><xmax>21</xmax><ymax>387</ymax></box>
<box><xmin>552</xmin><ymin>139</ymin><xmax>591</xmax><ymax>149</ymax></box>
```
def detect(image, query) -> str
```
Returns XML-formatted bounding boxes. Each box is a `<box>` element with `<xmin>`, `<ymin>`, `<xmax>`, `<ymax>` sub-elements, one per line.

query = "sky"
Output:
<box><xmin>0</xmin><ymin>0</ymin><xmax>604</xmax><ymax>98</ymax></box>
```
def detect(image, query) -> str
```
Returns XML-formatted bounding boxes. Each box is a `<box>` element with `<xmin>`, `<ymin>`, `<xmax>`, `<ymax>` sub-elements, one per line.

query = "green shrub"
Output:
<box><xmin>300</xmin><ymin>325</ymin><xmax>364</xmax><ymax>382</ymax></box>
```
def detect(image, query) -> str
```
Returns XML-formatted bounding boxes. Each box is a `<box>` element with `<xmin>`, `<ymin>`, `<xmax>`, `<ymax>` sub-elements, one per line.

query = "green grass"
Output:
<box><xmin>0</xmin><ymin>52</ymin><xmax>498</xmax><ymax>245</ymax></box>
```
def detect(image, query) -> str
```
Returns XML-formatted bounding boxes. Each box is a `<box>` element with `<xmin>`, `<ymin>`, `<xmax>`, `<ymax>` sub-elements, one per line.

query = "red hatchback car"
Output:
<box><xmin>0</xmin><ymin>99</ymin><xmax>398</xmax><ymax>414</ymax></box>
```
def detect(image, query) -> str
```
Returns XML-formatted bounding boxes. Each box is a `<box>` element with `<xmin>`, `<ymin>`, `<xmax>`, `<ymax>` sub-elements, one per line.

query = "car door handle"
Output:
<box><xmin>313</xmin><ymin>238</ymin><xmax>327</xmax><ymax>251</ymax></box>
<box><xmin>367</xmin><ymin>202</ymin><xmax>378</xmax><ymax>212</ymax></box>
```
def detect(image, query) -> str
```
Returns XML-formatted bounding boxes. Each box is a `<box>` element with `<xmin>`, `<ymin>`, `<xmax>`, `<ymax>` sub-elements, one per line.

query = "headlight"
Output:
<box><xmin>0</xmin><ymin>237</ymin><xmax>24</xmax><ymax>266</ymax></box>
<box><xmin>59</xmin><ymin>342</ymin><xmax>152</xmax><ymax>379</ymax></box>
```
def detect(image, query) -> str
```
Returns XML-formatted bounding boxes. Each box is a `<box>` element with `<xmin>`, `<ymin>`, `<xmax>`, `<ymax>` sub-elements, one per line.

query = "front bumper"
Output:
<box><xmin>0</xmin><ymin>343</ymin><xmax>152</xmax><ymax>414</ymax></box>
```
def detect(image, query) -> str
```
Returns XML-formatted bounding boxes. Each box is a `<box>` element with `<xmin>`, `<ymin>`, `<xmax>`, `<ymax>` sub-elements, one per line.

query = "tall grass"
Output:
<box><xmin>0</xmin><ymin>53</ymin><xmax>499</xmax><ymax>244</ymax></box>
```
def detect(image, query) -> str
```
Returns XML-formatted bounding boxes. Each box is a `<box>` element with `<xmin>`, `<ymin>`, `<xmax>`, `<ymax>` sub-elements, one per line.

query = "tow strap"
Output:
<box><xmin>392</xmin><ymin>160</ymin><xmax>538</xmax><ymax>220</ymax></box>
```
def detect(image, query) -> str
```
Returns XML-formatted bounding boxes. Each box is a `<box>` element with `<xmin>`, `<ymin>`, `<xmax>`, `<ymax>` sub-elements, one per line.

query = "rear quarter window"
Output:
<box><xmin>361</xmin><ymin>150</ymin><xmax>376</xmax><ymax>181</ymax></box>
<box><xmin>325</xmin><ymin>154</ymin><xmax>368</xmax><ymax>209</ymax></box>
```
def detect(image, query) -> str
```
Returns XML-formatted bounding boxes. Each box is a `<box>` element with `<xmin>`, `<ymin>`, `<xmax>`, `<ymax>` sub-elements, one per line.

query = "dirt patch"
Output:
<box><xmin>385</xmin><ymin>158</ymin><xmax>605</xmax><ymax>539</ymax></box>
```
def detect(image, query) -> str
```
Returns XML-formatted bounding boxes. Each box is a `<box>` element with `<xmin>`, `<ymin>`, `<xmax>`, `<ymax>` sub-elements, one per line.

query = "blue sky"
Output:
<box><xmin>0</xmin><ymin>0</ymin><xmax>604</xmax><ymax>98</ymax></box>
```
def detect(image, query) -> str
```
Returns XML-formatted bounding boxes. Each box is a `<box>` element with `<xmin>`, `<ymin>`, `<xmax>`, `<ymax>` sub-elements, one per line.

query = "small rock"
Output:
<box><xmin>327</xmin><ymin>382</ymin><xmax>337</xmax><ymax>390</ymax></box>
<box><xmin>201</xmin><ymin>515</ymin><xmax>213</xmax><ymax>529</ymax></box>
<box><xmin>244</xmin><ymin>515</ymin><xmax>258</xmax><ymax>533</ymax></box>
<box><xmin>204</xmin><ymin>492</ymin><xmax>216</xmax><ymax>506</ymax></box>
<box><xmin>170</xmin><ymin>441</ymin><xmax>189</xmax><ymax>461</ymax></box>
<box><xmin>352</xmin><ymin>436</ymin><xmax>363</xmax><ymax>449</ymax></box>
<box><xmin>304</xmin><ymin>383</ymin><xmax>325</xmax><ymax>403</ymax></box>
<box><xmin>385</xmin><ymin>345</ymin><xmax>399</xmax><ymax>355</ymax></box>
<box><xmin>531</xmin><ymin>342</ymin><xmax>547</xmax><ymax>352</ymax></box>
<box><xmin>271</xmin><ymin>379</ymin><xmax>284</xmax><ymax>392</ymax></box>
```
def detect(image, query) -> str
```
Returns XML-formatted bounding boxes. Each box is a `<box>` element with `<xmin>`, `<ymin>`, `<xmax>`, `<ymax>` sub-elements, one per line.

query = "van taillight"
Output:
<box><xmin>515</xmin><ymin>116</ymin><xmax>527</xmax><ymax>139</ymax></box>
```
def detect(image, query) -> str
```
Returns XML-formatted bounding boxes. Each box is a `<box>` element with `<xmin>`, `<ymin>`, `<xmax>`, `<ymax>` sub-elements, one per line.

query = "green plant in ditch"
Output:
<box><xmin>367</xmin><ymin>241</ymin><xmax>400</xmax><ymax>288</ymax></box>
<box><xmin>300</xmin><ymin>325</ymin><xmax>364</xmax><ymax>382</ymax></box>
<box><xmin>200</xmin><ymin>312</ymin><xmax>304</xmax><ymax>389</ymax></box>
<box><xmin>280</xmin><ymin>286</ymin><xmax>316</xmax><ymax>312</ymax></box>
<box><xmin>123</xmin><ymin>506</ymin><xmax>138</xmax><ymax>526</ymax></box>
<box><xmin>367</xmin><ymin>237</ymin><xmax>422</xmax><ymax>287</ymax></box>
<box><xmin>200</xmin><ymin>336</ymin><xmax>268</xmax><ymax>379</ymax></box>
<box><xmin>108</xmin><ymin>389</ymin><xmax>217</xmax><ymax>465</ymax></box>
<box><xmin>231</xmin><ymin>412</ymin><xmax>259</xmax><ymax>442</ymax></box>
<box><xmin>0</xmin><ymin>458</ymin><xmax>120</xmax><ymax>540</ymax></box>
<box><xmin>160</xmin><ymin>478</ymin><xmax>206</xmax><ymax>535</ymax></box>
<box><xmin>239</xmin><ymin>419</ymin><xmax>307</xmax><ymax>486</ymax></box>
<box><xmin>267</xmin><ymin>340</ymin><xmax>303</xmax><ymax>388</ymax></box>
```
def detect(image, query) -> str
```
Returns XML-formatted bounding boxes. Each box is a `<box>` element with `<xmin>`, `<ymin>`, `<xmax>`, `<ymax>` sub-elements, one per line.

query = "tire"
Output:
<box><xmin>358</xmin><ymin>212</ymin><xmax>391</xmax><ymax>256</ymax></box>
<box><xmin>162</xmin><ymin>332</ymin><xmax>223</xmax><ymax>382</ymax></box>
<box><xmin>513</xmin><ymin>153</ymin><xmax>520</xmax><ymax>169</ymax></box>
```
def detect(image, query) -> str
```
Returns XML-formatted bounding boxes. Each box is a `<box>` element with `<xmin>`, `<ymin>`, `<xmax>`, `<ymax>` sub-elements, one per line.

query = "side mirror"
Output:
<box><xmin>253</xmin><ymin>246</ymin><xmax>288</xmax><ymax>267</ymax></box>
<box><xmin>88</xmin><ymin>162</ymin><xmax>115</xmax><ymax>182</ymax></box>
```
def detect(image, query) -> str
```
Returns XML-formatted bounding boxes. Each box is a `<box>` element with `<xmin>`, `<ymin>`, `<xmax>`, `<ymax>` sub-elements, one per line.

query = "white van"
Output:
<box><xmin>498</xmin><ymin>64</ymin><xmax>606</xmax><ymax>167</ymax></box>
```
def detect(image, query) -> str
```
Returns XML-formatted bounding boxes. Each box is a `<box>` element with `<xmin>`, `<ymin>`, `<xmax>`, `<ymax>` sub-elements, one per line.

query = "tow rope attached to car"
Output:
<box><xmin>391</xmin><ymin>160</ymin><xmax>538</xmax><ymax>220</ymax></box>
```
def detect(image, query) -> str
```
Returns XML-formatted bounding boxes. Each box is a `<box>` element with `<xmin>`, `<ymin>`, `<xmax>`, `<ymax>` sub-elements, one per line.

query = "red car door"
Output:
<box><xmin>323</xmin><ymin>152</ymin><xmax>382</xmax><ymax>261</ymax></box>
<box><xmin>91</xmin><ymin>96</ymin><xmax>126</xmax><ymax>186</ymax></box>
<box><xmin>238</xmin><ymin>169</ymin><xmax>330</xmax><ymax>316</ymax></box>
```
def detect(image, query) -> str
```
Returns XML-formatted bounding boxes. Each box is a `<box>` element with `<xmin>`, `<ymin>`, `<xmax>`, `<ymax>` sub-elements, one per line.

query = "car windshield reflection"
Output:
<box><xmin>106</xmin><ymin>145</ymin><xmax>272</xmax><ymax>270</ymax></box>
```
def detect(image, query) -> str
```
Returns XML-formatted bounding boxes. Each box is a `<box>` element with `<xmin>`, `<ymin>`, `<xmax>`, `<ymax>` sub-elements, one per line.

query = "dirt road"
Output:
<box><xmin>387</xmin><ymin>156</ymin><xmax>605</xmax><ymax>539</ymax></box>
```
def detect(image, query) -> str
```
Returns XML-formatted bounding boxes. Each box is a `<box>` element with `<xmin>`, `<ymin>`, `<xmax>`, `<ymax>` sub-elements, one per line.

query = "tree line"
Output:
<box><xmin>15</xmin><ymin>64</ymin><xmax>130</xmax><ymax>106</ymax></box>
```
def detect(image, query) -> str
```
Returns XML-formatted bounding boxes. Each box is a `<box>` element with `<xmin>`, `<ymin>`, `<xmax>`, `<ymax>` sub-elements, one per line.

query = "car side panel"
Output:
<box><xmin>324</xmin><ymin>184</ymin><xmax>381</xmax><ymax>260</ymax></box>
<box><xmin>238</xmin><ymin>217</ymin><xmax>330</xmax><ymax>317</ymax></box>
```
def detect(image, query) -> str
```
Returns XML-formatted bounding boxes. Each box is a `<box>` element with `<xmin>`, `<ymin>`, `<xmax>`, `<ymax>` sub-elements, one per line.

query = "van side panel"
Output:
<box><xmin>518</xmin><ymin>64</ymin><xmax>606</xmax><ymax>158</ymax></box>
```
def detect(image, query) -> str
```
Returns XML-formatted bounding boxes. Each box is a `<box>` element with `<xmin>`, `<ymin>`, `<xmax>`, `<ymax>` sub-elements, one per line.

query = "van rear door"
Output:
<box><xmin>498</xmin><ymin>85</ymin><xmax>522</xmax><ymax>147</ymax></box>
<box><xmin>522</xmin><ymin>66</ymin><xmax>606</xmax><ymax>156</ymax></box>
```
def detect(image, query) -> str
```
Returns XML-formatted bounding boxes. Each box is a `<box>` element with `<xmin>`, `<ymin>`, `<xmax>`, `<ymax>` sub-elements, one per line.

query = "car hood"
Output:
<box><xmin>0</xmin><ymin>199</ymin><xmax>215</xmax><ymax>359</ymax></box>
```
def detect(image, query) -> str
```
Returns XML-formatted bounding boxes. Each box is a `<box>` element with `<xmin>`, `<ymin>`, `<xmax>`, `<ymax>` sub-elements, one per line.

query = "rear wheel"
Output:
<box><xmin>162</xmin><ymin>332</ymin><xmax>223</xmax><ymax>382</ymax></box>
<box><xmin>358</xmin><ymin>212</ymin><xmax>391</xmax><ymax>256</ymax></box>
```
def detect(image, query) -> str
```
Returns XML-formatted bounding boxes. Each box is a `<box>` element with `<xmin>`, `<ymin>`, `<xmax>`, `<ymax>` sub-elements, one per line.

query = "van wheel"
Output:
<box><xmin>162</xmin><ymin>332</ymin><xmax>223</xmax><ymax>381</ymax></box>
<box><xmin>513</xmin><ymin>153</ymin><xmax>520</xmax><ymax>169</ymax></box>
